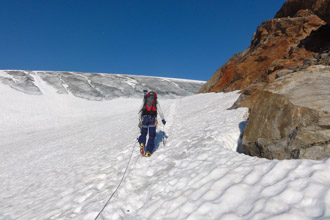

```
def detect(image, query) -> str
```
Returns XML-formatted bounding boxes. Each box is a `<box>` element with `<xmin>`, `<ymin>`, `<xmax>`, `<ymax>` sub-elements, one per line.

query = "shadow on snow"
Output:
<box><xmin>237</xmin><ymin>121</ymin><xmax>247</xmax><ymax>153</ymax></box>
<box><xmin>153</xmin><ymin>130</ymin><xmax>168</xmax><ymax>153</ymax></box>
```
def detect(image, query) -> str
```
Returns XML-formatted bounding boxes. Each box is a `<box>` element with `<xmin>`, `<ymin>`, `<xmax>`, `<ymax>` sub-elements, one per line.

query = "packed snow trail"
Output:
<box><xmin>102</xmin><ymin>93</ymin><xmax>330</xmax><ymax>220</ymax></box>
<box><xmin>1</xmin><ymin>83</ymin><xmax>330</xmax><ymax>220</ymax></box>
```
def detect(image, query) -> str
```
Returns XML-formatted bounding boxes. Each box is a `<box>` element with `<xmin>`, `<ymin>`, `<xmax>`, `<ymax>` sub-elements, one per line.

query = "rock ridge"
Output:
<box><xmin>199</xmin><ymin>12</ymin><xmax>327</xmax><ymax>93</ymax></box>
<box><xmin>200</xmin><ymin>0</ymin><xmax>330</xmax><ymax>159</ymax></box>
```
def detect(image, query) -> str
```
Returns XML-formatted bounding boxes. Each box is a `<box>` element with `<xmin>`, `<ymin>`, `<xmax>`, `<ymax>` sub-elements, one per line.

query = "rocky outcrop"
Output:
<box><xmin>275</xmin><ymin>0</ymin><xmax>330</xmax><ymax>24</ymax></box>
<box><xmin>241</xmin><ymin>66</ymin><xmax>330</xmax><ymax>160</ymax></box>
<box><xmin>200</xmin><ymin>0</ymin><xmax>330</xmax><ymax>160</ymax></box>
<box><xmin>199</xmin><ymin>12</ymin><xmax>326</xmax><ymax>93</ymax></box>
<box><xmin>200</xmin><ymin>0</ymin><xmax>330</xmax><ymax>94</ymax></box>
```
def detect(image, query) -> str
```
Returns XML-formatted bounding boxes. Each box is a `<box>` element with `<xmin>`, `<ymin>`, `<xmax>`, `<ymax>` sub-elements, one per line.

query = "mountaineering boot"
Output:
<box><xmin>140</xmin><ymin>143</ymin><xmax>145</xmax><ymax>156</ymax></box>
<box><xmin>145</xmin><ymin>151</ymin><xmax>151</xmax><ymax>157</ymax></box>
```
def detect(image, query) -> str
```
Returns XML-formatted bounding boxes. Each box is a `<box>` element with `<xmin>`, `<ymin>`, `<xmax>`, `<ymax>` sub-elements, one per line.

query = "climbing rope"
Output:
<box><xmin>94</xmin><ymin>140</ymin><xmax>138</xmax><ymax>220</ymax></box>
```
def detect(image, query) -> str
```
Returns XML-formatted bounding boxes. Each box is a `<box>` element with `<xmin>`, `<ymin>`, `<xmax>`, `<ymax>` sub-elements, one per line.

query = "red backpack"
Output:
<box><xmin>142</xmin><ymin>91</ymin><xmax>157</xmax><ymax>116</ymax></box>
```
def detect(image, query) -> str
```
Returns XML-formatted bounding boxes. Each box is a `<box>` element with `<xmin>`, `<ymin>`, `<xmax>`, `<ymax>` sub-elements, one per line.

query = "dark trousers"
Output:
<box><xmin>138</xmin><ymin>115</ymin><xmax>156</xmax><ymax>153</ymax></box>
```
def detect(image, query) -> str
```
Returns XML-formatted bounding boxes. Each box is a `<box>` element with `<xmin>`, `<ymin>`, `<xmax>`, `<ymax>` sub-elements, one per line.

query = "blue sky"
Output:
<box><xmin>1</xmin><ymin>0</ymin><xmax>286</xmax><ymax>81</ymax></box>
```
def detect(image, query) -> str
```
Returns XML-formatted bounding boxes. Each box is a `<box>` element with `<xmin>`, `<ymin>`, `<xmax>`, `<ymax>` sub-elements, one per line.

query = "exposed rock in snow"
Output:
<box><xmin>199</xmin><ymin>0</ymin><xmax>330</xmax><ymax>160</ymax></box>
<box><xmin>241</xmin><ymin>65</ymin><xmax>330</xmax><ymax>160</ymax></box>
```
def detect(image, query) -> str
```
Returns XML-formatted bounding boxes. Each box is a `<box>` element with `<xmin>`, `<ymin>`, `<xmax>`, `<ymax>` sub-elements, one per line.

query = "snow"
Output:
<box><xmin>0</xmin><ymin>70</ymin><xmax>205</xmax><ymax>100</ymax></box>
<box><xmin>1</xmin><ymin>81</ymin><xmax>330</xmax><ymax>220</ymax></box>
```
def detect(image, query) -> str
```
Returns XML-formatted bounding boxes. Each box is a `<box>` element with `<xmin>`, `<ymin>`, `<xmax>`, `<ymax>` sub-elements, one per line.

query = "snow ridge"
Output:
<box><xmin>0</xmin><ymin>70</ymin><xmax>205</xmax><ymax>100</ymax></box>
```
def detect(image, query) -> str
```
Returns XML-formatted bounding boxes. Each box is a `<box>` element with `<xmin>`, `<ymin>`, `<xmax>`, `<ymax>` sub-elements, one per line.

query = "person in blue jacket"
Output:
<box><xmin>138</xmin><ymin>90</ymin><xmax>166</xmax><ymax>157</ymax></box>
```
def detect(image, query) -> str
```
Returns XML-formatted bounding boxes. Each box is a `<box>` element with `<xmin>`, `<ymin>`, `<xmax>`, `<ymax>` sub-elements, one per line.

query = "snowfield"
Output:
<box><xmin>1</xmin><ymin>80</ymin><xmax>330</xmax><ymax>220</ymax></box>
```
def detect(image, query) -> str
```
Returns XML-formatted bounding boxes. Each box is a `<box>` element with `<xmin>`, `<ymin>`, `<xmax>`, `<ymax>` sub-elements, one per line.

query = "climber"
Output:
<box><xmin>138</xmin><ymin>90</ymin><xmax>166</xmax><ymax>157</ymax></box>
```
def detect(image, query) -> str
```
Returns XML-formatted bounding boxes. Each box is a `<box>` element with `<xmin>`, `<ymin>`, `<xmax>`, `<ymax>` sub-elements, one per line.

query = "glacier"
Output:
<box><xmin>0</xmin><ymin>71</ymin><xmax>330</xmax><ymax>220</ymax></box>
<box><xmin>0</xmin><ymin>70</ymin><xmax>205</xmax><ymax>100</ymax></box>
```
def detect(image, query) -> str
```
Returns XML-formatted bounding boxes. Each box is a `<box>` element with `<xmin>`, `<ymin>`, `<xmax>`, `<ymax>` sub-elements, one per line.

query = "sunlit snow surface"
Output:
<box><xmin>0</xmin><ymin>76</ymin><xmax>330</xmax><ymax>220</ymax></box>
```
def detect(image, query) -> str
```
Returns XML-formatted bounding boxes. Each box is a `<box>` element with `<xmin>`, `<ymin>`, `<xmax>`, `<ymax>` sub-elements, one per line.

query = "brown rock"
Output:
<box><xmin>241</xmin><ymin>66</ymin><xmax>330</xmax><ymax>160</ymax></box>
<box><xmin>275</xmin><ymin>0</ymin><xmax>330</xmax><ymax>24</ymax></box>
<box><xmin>200</xmin><ymin>0</ymin><xmax>330</xmax><ymax>160</ymax></box>
<box><xmin>199</xmin><ymin>14</ymin><xmax>325</xmax><ymax>93</ymax></box>
<box><xmin>295</xmin><ymin>9</ymin><xmax>316</xmax><ymax>17</ymax></box>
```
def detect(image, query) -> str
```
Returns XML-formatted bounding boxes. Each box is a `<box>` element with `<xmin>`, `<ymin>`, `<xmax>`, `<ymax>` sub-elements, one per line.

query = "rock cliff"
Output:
<box><xmin>200</xmin><ymin>9</ymin><xmax>329</xmax><ymax>93</ymax></box>
<box><xmin>242</xmin><ymin>66</ymin><xmax>330</xmax><ymax>160</ymax></box>
<box><xmin>275</xmin><ymin>0</ymin><xmax>330</xmax><ymax>24</ymax></box>
<box><xmin>201</xmin><ymin>0</ymin><xmax>330</xmax><ymax>159</ymax></box>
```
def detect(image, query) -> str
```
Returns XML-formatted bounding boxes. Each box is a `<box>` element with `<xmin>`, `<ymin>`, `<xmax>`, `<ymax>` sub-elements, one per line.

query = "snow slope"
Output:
<box><xmin>1</xmin><ymin>80</ymin><xmax>330</xmax><ymax>220</ymax></box>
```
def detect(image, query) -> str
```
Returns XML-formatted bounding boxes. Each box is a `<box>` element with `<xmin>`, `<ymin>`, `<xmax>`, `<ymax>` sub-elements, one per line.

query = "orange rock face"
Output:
<box><xmin>200</xmin><ymin>0</ymin><xmax>330</xmax><ymax>93</ymax></box>
<box><xmin>275</xmin><ymin>0</ymin><xmax>330</xmax><ymax>24</ymax></box>
<box><xmin>210</xmin><ymin>0</ymin><xmax>330</xmax><ymax>161</ymax></box>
